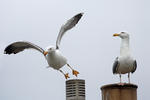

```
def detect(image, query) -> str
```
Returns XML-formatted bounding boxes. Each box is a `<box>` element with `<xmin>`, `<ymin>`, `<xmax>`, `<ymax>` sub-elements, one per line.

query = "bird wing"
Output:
<box><xmin>56</xmin><ymin>13</ymin><xmax>83</xmax><ymax>49</ymax></box>
<box><xmin>4</xmin><ymin>41</ymin><xmax>45</xmax><ymax>55</ymax></box>
<box><xmin>112</xmin><ymin>57</ymin><xmax>119</xmax><ymax>74</ymax></box>
<box><xmin>131</xmin><ymin>60</ymin><xmax>137</xmax><ymax>73</ymax></box>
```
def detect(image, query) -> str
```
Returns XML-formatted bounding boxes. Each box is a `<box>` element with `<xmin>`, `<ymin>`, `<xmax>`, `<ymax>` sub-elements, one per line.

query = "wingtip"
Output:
<box><xmin>74</xmin><ymin>13</ymin><xmax>84</xmax><ymax>22</ymax></box>
<box><xmin>4</xmin><ymin>50</ymin><xmax>6</xmax><ymax>54</ymax></box>
<box><xmin>4</xmin><ymin>49</ymin><xmax>10</xmax><ymax>54</ymax></box>
<box><xmin>4</xmin><ymin>45</ymin><xmax>13</xmax><ymax>55</ymax></box>
<box><xmin>77</xmin><ymin>12</ymin><xmax>84</xmax><ymax>17</ymax></box>
<box><xmin>80</xmin><ymin>12</ymin><xmax>84</xmax><ymax>15</ymax></box>
<box><xmin>4</xmin><ymin>47</ymin><xmax>8</xmax><ymax>54</ymax></box>
<box><xmin>75</xmin><ymin>12</ymin><xmax>84</xmax><ymax>17</ymax></box>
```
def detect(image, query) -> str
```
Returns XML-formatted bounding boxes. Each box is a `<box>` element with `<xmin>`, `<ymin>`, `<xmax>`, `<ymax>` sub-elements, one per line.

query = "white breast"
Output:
<box><xmin>46</xmin><ymin>50</ymin><xmax>67</xmax><ymax>70</ymax></box>
<box><xmin>118</xmin><ymin>56</ymin><xmax>134</xmax><ymax>74</ymax></box>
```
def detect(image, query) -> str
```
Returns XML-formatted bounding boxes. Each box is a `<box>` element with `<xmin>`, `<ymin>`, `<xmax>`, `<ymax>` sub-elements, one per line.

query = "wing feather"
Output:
<box><xmin>4</xmin><ymin>41</ymin><xmax>44</xmax><ymax>55</ymax></box>
<box><xmin>112</xmin><ymin>57</ymin><xmax>119</xmax><ymax>74</ymax></box>
<box><xmin>131</xmin><ymin>60</ymin><xmax>137</xmax><ymax>73</ymax></box>
<box><xmin>56</xmin><ymin>13</ymin><xmax>83</xmax><ymax>49</ymax></box>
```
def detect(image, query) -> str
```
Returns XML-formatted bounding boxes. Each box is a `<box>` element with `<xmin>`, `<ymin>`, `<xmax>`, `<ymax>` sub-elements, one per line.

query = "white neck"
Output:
<box><xmin>120</xmin><ymin>38</ymin><xmax>130</xmax><ymax>57</ymax></box>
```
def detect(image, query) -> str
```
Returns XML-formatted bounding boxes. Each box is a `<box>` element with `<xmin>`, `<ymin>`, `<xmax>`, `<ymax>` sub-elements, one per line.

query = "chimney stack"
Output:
<box><xmin>66</xmin><ymin>79</ymin><xmax>85</xmax><ymax>100</ymax></box>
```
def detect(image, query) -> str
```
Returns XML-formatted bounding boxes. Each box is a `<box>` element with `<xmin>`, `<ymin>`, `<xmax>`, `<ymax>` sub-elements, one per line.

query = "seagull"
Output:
<box><xmin>112</xmin><ymin>32</ymin><xmax>137</xmax><ymax>84</ymax></box>
<box><xmin>4</xmin><ymin>13</ymin><xmax>83</xmax><ymax>79</ymax></box>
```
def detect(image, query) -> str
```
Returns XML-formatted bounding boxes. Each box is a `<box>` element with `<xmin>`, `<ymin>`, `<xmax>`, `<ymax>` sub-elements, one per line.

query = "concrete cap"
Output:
<box><xmin>101</xmin><ymin>83</ymin><xmax>138</xmax><ymax>90</ymax></box>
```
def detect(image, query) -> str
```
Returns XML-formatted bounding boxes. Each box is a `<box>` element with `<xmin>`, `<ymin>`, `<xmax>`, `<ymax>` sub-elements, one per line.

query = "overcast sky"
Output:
<box><xmin>0</xmin><ymin>0</ymin><xmax>150</xmax><ymax>100</ymax></box>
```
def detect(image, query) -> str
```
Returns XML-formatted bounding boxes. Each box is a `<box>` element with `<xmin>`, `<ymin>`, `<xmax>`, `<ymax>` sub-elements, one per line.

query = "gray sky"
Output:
<box><xmin>0</xmin><ymin>0</ymin><xmax>150</xmax><ymax>100</ymax></box>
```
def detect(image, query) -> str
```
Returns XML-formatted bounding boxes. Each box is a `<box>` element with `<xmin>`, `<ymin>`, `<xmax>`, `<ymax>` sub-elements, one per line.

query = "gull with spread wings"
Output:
<box><xmin>4</xmin><ymin>13</ymin><xmax>83</xmax><ymax>79</ymax></box>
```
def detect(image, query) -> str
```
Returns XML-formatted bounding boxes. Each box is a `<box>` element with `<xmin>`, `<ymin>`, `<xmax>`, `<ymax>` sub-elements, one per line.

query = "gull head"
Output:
<box><xmin>113</xmin><ymin>32</ymin><xmax>129</xmax><ymax>39</ymax></box>
<box><xmin>44</xmin><ymin>46</ymin><xmax>55</xmax><ymax>56</ymax></box>
<box><xmin>46</xmin><ymin>46</ymin><xmax>56</xmax><ymax>52</ymax></box>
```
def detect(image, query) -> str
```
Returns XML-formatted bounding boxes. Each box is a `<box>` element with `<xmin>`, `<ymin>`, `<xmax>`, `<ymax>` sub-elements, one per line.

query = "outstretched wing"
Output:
<box><xmin>56</xmin><ymin>13</ymin><xmax>83</xmax><ymax>49</ymax></box>
<box><xmin>131</xmin><ymin>60</ymin><xmax>137</xmax><ymax>73</ymax></box>
<box><xmin>112</xmin><ymin>57</ymin><xmax>119</xmax><ymax>74</ymax></box>
<box><xmin>4</xmin><ymin>41</ymin><xmax>45</xmax><ymax>55</ymax></box>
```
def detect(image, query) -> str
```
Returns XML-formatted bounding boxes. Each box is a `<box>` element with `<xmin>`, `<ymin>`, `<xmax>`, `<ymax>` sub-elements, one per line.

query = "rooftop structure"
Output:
<box><xmin>66</xmin><ymin>79</ymin><xmax>85</xmax><ymax>100</ymax></box>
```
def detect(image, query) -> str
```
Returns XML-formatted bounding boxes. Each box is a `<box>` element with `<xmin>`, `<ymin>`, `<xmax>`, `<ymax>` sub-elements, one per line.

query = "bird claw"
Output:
<box><xmin>65</xmin><ymin>73</ymin><xmax>70</xmax><ymax>79</ymax></box>
<box><xmin>73</xmin><ymin>70</ymin><xmax>79</xmax><ymax>77</ymax></box>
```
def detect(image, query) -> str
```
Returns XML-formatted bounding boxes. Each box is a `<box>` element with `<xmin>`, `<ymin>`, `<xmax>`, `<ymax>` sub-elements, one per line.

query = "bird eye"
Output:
<box><xmin>121</xmin><ymin>32</ymin><xmax>125</xmax><ymax>34</ymax></box>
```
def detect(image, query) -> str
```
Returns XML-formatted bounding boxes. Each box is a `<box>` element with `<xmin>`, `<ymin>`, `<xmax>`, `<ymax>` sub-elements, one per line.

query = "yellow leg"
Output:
<box><xmin>59</xmin><ymin>70</ymin><xmax>70</xmax><ymax>79</ymax></box>
<box><xmin>67</xmin><ymin>64</ymin><xmax>79</xmax><ymax>77</ymax></box>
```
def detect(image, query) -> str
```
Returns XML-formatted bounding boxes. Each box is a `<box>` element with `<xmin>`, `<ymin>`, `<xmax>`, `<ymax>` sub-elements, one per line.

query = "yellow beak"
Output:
<box><xmin>113</xmin><ymin>33</ymin><xmax>120</xmax><ymax>37</ymax></box>
<box><xmin>44</xmin><ymin>51</ymin><xmax>48</xmax><ymax>56</ymax></box>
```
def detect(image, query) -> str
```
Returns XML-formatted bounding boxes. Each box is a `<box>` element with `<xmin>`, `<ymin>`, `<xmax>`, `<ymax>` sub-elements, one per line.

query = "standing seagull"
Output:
<box><xmin>4</xmin><ymin>13</ymin><xmax>83</xmax><ymax>79</ymax></box>
<box><xmin>113</xmin><ymin>32</ymin><xmax>137</xmax><ymax>84</ymax></box>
